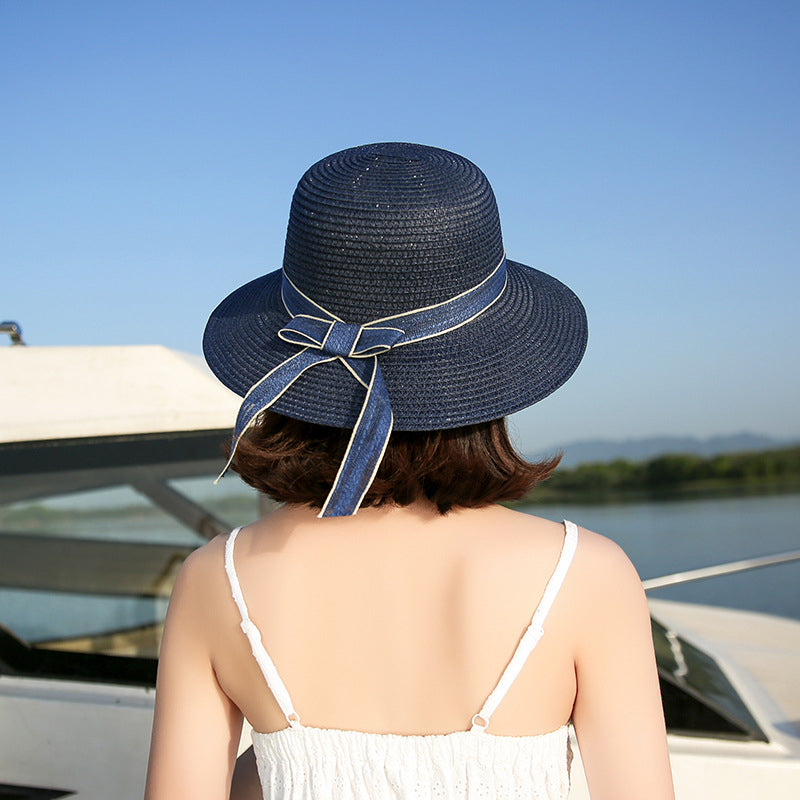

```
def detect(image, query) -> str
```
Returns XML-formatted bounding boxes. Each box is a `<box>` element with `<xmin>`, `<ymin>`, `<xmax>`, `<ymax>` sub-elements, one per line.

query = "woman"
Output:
<box><xmin>145</xmin><ymin>142</ymin><xmax>674</xmax><ymax>799</ymax></box>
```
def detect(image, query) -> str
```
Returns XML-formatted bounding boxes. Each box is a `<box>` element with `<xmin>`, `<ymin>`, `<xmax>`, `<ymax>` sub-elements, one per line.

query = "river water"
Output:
<box><xmin>518</xmin><ymin>492</ymin><xmax>800</xmax><ymax>620</ymax></box>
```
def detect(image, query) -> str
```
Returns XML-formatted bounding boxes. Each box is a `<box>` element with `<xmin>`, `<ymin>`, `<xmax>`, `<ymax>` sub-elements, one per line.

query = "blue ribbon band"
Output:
<box><xmin>219</xmin><ymin>256</ymin><xmax>508</xmax><ymax>517</ymax></box>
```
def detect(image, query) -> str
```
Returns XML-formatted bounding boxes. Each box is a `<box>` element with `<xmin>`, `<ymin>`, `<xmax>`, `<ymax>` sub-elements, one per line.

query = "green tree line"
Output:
<box><xmin>525</xmin><ymin>444</ymin><xmax>800</xmax><ymax>502</ymax></box>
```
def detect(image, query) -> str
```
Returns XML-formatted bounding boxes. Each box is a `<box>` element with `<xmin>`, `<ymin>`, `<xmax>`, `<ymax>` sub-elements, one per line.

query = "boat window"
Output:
<box><xmin>0</xmin><ymin>475</ymin><xmax>260</xmax><ymax>685</ymax></box>
<box><xmin>0</xmin><ymin>485</ymin><xmax>203</xmax><ymax>544</ymax></box>
<box><xmin>168</xmin><ymin>475</ymin><xmax>276</xmax><ymax>529</ymax></box>
<box><xmin>652</xmin><ymin>617</ymin><xmax>766</xmax><ymax>741</ymax></box>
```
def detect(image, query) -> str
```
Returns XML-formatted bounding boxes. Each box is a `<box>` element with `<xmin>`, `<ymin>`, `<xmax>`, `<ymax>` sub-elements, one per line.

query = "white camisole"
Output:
<box><xmin>224</xmin><ymin>519</ymin><xmax>579</xmax><ymax>799</ymax></box>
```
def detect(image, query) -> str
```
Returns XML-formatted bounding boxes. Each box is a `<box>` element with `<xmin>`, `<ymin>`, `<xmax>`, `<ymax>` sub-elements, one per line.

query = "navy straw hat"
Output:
<box><xmin>203</xmin><ymin>142</ymin><xmax>587</xmax><ymax>515</ymax></box>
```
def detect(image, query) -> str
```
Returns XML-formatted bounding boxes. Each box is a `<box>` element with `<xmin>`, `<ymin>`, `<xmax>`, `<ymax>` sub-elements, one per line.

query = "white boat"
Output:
<box><xmin>0</xmin><ymin>341</ymin><xmax>242</xmax><ymax>799</ymax></box>
<box><xmin>1</xmin><ymin>337</ymin><xmax>799</xmax><ymax>798</ymax></box>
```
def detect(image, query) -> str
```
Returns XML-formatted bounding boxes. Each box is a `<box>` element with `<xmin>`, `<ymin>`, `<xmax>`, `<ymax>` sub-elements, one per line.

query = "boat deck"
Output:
<box><xmin>649</xmin><ymin>599</ymin><xmax>800</xmax><ymax>739</ymax></box>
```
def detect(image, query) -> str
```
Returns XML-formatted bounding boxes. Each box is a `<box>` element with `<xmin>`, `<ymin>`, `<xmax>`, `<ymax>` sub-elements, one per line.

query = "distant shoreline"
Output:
<box><xmin>520</xmin><ymin>479</ymin><xmax>800</xmax><ymax>506</ymax></box>
<box><xmin>532</xmin><ymin>433</ymin><xmax>800</xmax><ymax>469</ymax></box>
<box><xmin>519</xmin><ymin>445</ymin><xmax>800</xmax><ymax>506</ymax></box>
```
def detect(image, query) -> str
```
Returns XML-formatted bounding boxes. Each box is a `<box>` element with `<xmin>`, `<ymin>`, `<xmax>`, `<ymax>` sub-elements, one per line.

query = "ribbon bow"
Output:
<box><xmin>278</xmin><ymin>315</ymin><xmax>404</xmax><ymax>358</ymax></box>
<box><xmin>220</xmin><ymin>256</ymin><xmax>509</xmax><ymax>517</ymax></box>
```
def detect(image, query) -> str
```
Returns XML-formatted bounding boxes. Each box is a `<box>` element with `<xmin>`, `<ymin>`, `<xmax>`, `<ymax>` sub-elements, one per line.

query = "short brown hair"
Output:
<box><xmin>229</xmin><ymin>411</ymin><xmax>559</xmax><ymax>514</ymax></box>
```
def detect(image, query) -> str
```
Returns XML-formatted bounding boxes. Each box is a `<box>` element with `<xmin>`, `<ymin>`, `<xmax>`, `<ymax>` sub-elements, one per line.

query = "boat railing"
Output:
<box><xmin>1</xmin><ymin>320</ymin><xmax>25</xmax><ymax>345</ymax></box>
<box><xmin>642</xmin><ymin>548</ymin><xmax>800</xmax><ymax>590</ymax></box>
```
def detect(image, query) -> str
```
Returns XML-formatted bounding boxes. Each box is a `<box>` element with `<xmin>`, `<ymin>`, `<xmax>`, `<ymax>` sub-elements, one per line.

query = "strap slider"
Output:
<box><xmin>470</xmin><ymin>713</ymin><xmax>489</xmax><ymax>732</ymax></box>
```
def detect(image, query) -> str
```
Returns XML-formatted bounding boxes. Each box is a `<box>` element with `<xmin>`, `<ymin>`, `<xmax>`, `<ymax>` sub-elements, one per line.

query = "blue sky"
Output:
<box><xmin>2</xmin><ymin>1</ymin><xmax>798</xmax><ymax>451</ymax></box>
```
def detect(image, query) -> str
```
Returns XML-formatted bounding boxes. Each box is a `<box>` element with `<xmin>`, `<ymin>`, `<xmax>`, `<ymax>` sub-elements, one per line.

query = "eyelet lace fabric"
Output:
<box><xmin>252</xmin><ymin>725</ymin><xmax>571</xmax><ymax>800</ymax></box>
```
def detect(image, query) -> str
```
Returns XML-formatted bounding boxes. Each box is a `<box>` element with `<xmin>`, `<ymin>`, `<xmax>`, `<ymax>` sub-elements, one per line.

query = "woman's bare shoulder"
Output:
<box><xmin>178</xmin><ymin>532</ymin><xmax>227</xmax><ymax>577</ymax></box>
<box><xmin>475</xmin><ymin>505</ymin><xmax>635</xmax><ymax>570</ymax></box>
<box><xmin>561</xmin><ymin>524</ymin><xmax>650</xmax><ymax>656</ymax></box>
<box><xmin>483</xmin><ymin>508</ymin><xmax>646</xmax><ymax>622</ymax></box>
<box><xmin>568</xmin><ymin>524</ymin><xmax>643</xmax><ymax>594</ymax></box>
<box><xmin>464</xmin><ymin>504</ymin><xmax>569</xmax><ymax>543</ymax></box>
<box><xmin>169</xmin><ymin>532</ymin><xmax>232</xmax><ymax>612</ymax></box>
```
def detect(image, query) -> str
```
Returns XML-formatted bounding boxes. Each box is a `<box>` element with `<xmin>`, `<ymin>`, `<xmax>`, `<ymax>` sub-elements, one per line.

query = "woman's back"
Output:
<box><xmin>151</xmin><ymin>500</ymin><xmax>671</xmax><ymax>799</ymax></box>
<box><xmin>206</xmin><ymin>503</ymin><xmax>578</xmax><ymax>739</ymax></box>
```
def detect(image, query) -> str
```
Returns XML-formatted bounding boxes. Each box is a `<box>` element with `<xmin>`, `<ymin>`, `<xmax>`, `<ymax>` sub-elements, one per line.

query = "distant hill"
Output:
<box><xmin>537</xmin><ymin>433</ymin><xmax>800</xmax><ymax>467</ymax></box>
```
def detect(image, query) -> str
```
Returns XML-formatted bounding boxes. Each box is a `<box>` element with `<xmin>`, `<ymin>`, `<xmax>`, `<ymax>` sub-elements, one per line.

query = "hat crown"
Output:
<box><xmin>282</xmin><ymin>143</ymin><xmax>504</xmax><ymax>321</ymax></box>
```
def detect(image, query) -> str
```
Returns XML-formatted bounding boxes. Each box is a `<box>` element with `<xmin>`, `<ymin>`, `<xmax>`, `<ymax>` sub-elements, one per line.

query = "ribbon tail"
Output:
<box><xmin>216</xmin><ymin>349</ymin><xmax>334</xmax><ymax>482</ymax></box>
<box><xmin>319</xmin><ymin>360</ymin><xmax>393</xmax><ymax>517</ymax></box>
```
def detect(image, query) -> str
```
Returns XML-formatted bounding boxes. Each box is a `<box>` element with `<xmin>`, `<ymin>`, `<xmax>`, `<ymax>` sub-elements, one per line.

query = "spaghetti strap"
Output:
<box><xmin>224</xmin><ymin>527</ymin><xmax>302</xmax><ymax>728</ymax></box>
<box><xmin>471</xmin><ymin>520</ymin><xmax>578</xmax><ymax>732</ymax></box>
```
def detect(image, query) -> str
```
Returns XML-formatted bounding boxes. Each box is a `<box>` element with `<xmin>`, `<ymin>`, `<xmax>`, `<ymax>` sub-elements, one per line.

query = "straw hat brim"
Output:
<box><xmin>203</xmin><ymin>258</ymin><xmax>587</xmax><ymax>431</ymax></box>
